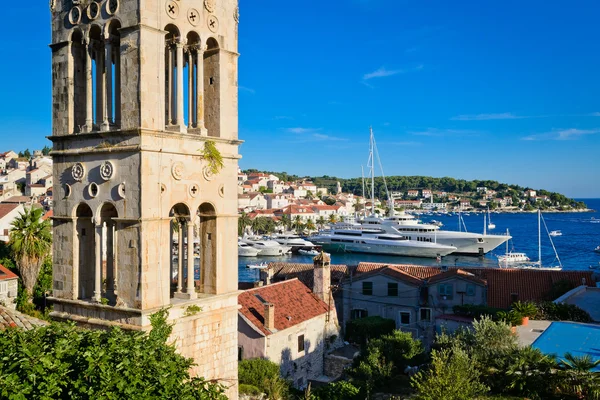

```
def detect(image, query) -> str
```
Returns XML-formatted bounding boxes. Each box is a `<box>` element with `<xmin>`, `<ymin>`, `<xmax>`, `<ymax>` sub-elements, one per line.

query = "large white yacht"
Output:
<box><xmin>271</xmin><ymin>233</ymin><xmax>315</xmax><ymax>253</ymax></box>
<box><xmin>357</xmin><ymin>213</ymin><xmax>510</xmax><ymax>256</ymax></box>
<box><xmin>242</xmin><ymin>236</ymin><xmax>291</xmax><ymax>256</ymax></box>
<box><xmin>311</xmin><ymin>227</ymin><xmax>457</xmax><ymax>258</ymax></box>
<box><xmin>238</xmin><ymin>241</ymin><xmax>260</xmax><ymax>257</ymax></box>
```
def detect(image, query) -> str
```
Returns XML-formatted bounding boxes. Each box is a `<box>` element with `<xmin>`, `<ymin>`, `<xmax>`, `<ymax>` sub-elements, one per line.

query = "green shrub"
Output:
<box><xmin>452</xmin><ymin>304</ymin><xmax>505</xmax><ymax>319</ymax></box>
<box><xmin>313</xmin><ymin>381</ymin><xmax>361</xmax><ymax>400</ymax></box>
<box><xmin>511</xmin><ymin>301</ymin><xmax>538</xmax><ymax>318</ymax></box>
<box><xmin>547</xmin><ymin>279</ymin><xmax>575</xmax><ymax>300</ymax></box>
<box><xmin>0</xmin><ymin>309</ymin><xmax>226</xmax><ymax>399</ymax></box>
<box><xmin>238</xmin><ymin>358</ymin><xmax>280</xmax><ymax>390</ymax></box>
<box><xmin>239</xmin><ymin>384</ymin><xmax>262</xmax><ymax>396</ymax></box>
<box><xmin>536</xmin><ymin>301</ymin><xmax>592</xmax><ymax>323</ymax></box>
<box><xmin>345</xmin><ymin>316</ymin><xmax>396</xmax><ymax>346</ymax></box>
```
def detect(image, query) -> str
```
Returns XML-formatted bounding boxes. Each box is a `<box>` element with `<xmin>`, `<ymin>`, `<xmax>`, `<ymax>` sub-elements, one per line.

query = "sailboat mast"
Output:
<box><xmin>370</xmin><ymin>127</ymin><xmax>375</xmax><ymax>215</ymax></box>
<box><xmin>538</xmin><ymin>209</ymin><xmax>542</xmax><ymax>265</ymax></box>
<box><xmin>484</xmin><ymin>213</ymin><xmax>487</xmax><ymax>236</ymax></box>
<box><xmin>361</xmin><ymin>165</ymin><xmax>366</xmax><ymax>218</ymax></box>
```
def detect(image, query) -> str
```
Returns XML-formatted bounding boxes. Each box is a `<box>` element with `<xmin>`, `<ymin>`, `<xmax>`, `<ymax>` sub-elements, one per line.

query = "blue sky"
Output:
<box><xmin>2</xmin><ymin>1</ymin><xmax>600</xmax><ymax>197</ymax></box>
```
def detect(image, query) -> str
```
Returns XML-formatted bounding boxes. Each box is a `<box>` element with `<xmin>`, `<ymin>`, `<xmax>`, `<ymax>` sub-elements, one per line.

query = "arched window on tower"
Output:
<box><xmin>198</xmin><ymin>203</ymin><xmax>217</xmax><ymax>294</ymax></box>
<box><xmin>204</xmin><ymin>38</ymin><xmax>221</xmax><ymax>137</ymax></box>
<box><xmin>75</xmin><ymin>204</ymin><xmax>94</xmax><ymax>300</ymax></box>
<box><xmin>164</xmin><ymin>25</ymin><xmax>186</xmax><ymax>131</ymax></box>
<box><xmin>71</xmin><ymin>29</ymin><xmax>86</xmax><ymax>133</ymax></box>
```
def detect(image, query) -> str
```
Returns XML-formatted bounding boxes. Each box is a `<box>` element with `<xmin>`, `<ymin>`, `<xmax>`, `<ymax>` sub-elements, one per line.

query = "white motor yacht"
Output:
<box><xmin>271</xmin><ymin>233</ymin><xmax>315</xmax><ymax>253</ymax></box>
<box><xmin>549</xmin><ymin>230</ymin><xmax>562</xmax><ymax>237</ymax></box>
<box><xmin>238</xmin><ymin>241</ymin><xmax>260</xmax><ymax>257</ymax></box>
<box><xmin>242</xmin><ymin>236</ymin><xmax>291</xmax><ymax>256</ymax></box>
<box><xmin>311</xmin><ymin>227</ymin><xmax>456</xmax><ymax>258</ymax></box>
<box><xmin>358</xmin><ymin>213</ymin><xmax>510</xmax><ymax>256</ymax></box>
<box><xmin>497</xmin><ymin>252</ymin><xmax>530</xmax><ymax>265</ymax></box>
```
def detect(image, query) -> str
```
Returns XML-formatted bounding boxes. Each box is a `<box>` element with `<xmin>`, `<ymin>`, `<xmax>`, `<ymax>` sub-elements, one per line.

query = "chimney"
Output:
<box><xmin>313</xmin><ymin>251</ymin><xmax>331</xmax><ymax>303</ymax></box>
<box><xmin>264</xmin><ymin>302</ymin><xmax>275</xmax><ymax>331</ymax></box>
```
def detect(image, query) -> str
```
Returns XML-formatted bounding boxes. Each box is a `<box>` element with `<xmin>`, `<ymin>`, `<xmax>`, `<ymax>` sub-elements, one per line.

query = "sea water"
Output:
<box><xmin>238</xmin><ymin>198</ymin><xmax>600</xmax><ymax>282</ymax></box>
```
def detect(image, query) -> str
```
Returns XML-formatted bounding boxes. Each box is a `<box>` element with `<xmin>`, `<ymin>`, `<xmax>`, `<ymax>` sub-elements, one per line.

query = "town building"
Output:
<box><xmin>0</xmin><ymin>264</ymin><xmax>18</xmax><ymax>310</ymax></box>
<box><xmin>239</xmin><ymin>254</ymin><xmax>341</xmax><ymax>388</ymax></box>
<box><xmin>0</xmin><ymin>203</ymin><xmax>25</xmax><ymax>242</ymax></box>
<box><xmin>48</xmin><ymin>0</ymin><xmax>241</xmax><ymax>396</ymax></box>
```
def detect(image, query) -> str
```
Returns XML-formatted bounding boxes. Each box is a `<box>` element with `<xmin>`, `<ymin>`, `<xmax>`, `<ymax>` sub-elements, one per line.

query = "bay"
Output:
<box><xmin>238</xmin><ymin>198</ymin><xmax>600</xmax><ymax>282</ymax></box>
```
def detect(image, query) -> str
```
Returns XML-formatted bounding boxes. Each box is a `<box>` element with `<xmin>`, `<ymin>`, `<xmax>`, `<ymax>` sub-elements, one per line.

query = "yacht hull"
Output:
<box><xmin>395</xmin><ymin>232</ymin><xmax>510</xmax><ymax>256</ymax></box>
<box><xmin>314</xmin><ymin>240</ymin><xmax>456</xmax><ymax>258</ymax></box>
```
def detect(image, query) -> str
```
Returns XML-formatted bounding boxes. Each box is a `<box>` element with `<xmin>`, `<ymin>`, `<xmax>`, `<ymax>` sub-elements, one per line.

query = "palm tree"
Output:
<box><xmin>558</xmin><ymin>353</ymin><xmax>600</xmax><ymax>399</ymax></box>
<box><xmin>251</xmin><ymin>217</ymin><xmax>267</xmax><ymax>234</ymax></box>
<box><xmin>293</xmin><ymin>215</ymin><xmax>303</xmax><ymax>233</ymax></box>
<box><xmin>238</xmin><ymin>212</ymin><xmax>251</xmax><ymax>236</ymax></box>
<box><xmin>9</xmin><ymin>207</ymin><xmax>52</xmax><ymax>303</ymax></box>
<box><xmin>316</xmin><ymin>216</ymin><xmax>326</xmax><ymax>230</ymax></box>
<box><xmin>279</xmin><ymin>214</ymin><xmax>291</xmax><ymax>231</ymax></box>
<box><xmin>305</xmin><ymin>219</ymin><xmax>316</xmax><ymax>232</ymax></box>
<box><xmin>328</xmin><ymin>214</ymin><xmax>337</xmax><ymax>224</ymax></box>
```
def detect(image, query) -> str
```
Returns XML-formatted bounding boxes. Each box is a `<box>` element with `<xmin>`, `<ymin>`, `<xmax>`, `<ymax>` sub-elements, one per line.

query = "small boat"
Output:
<box><xmin>549</xmin><ymin>230</ymin><xmax>562</xmax><ymax>237</ymax></box>
<box><xmin>246</xmin><ymin>262</ymin><xmax>269</xmax><ymax>270</ymax></box>
<box><xmin>497</xmin><ymin>252</ymin><xmax>530</xmax><ymax>265</ymax></box>
<box><xmin>298</xmin><ymin>249</ymin><xmax>321</xmax><ymax>256</ymax></box>
<box><xmin>594</xmin><ymin>245</ymin><xmax>600</xmax><ymax>254</ymax></box>
<box><xmin>591</xmin><ymin>218</ymin><xmax>600</xmax><ymax>224</ymax></box>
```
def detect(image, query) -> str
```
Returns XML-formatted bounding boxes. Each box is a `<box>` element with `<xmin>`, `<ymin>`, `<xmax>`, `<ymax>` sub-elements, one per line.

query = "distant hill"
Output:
<box><xmin>241</xmin><ymin>169</ymin><xmax>587</xmax><ymax>209</ymax></box>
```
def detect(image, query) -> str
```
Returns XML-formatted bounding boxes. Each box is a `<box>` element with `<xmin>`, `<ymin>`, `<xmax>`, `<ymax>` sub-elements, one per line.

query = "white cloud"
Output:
<box><xmin>409</xmin><ymin>128</ymin><xmax>481</xmax><ymax>137</ymax></box>
<box><xmin>362</xmin><ymin>65</ymin><xmax>424</xmax><ymax>81</ymax></box>
<box><xmin>239</xmin><ymin>86</ymin><xmax>255</xmax><ymax>94</ymax></box>
<box><xmin>312</xmin><ymin>133</ymin><xmax>348</xmax><ymax>142</ymax></box>
<box><xmin>286</xmin><ymin>127</ymin><xmax>321</xmax><ymax>134</ymax></box>
<box><xmin>522</xmin><ymin>128</ymin><xmax>600</xmax><ymax>141</ymax></box>
<box><xmin>451</xmin><ymin>112</ymin><xmax>524</xmax><ymax>121</ymax></box>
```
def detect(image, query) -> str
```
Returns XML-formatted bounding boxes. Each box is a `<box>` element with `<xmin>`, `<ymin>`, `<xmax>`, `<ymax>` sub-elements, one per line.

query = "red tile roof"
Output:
<box><xmin>42</xmin><ymin>210</ymin><xmax>53</xmax><ymax>221</ymax></box>
<box><xmin>0</xmin><ymin>264</ymin><xmax>18</xmax><ymax>281</ymax></box>
<box><xmin>238</xmin><ymin>279</ymin><xmax>329</xmax><ymax>336</ymax></box>
<box><xmin>0</xmin><ymin>305</ymin><xmax>48</xmax><ymax>330</ymax></box>
<box><xmin>0</xmin><ymin>203</ymin><xmax>20</xmax><ymax>220</ymax></box>
<box><xmin>427</xmin><ymin>269</ymin><xmax>487</xmax><ymax>286</ymax></box>
<box><xmin>268</xmin><ymin>262</ymin><xmax>349</xmax><ymax>289</ymax></box>
<box><xmin>352</xmin><ymin>265</ymin><xmax>424</xmax><ymax>286</ymax></box>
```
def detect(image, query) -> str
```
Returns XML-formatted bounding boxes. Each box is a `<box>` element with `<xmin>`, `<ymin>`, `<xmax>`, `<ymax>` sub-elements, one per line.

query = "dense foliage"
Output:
<box><xmin>345</xmin><ymin>316</ymin><xmax>396</xmax><ymax>347</ymax></box>
<box><xmin>238</xmin><ymin>359</ymin><xmax>290</xmax><ymax>399</ymax></box>
<box><xmin>0</xmin><ymin>309</ymin><xmax>226</xmax><ymax>399</ymax></box>
<box><xmin>535</xmin><ymin>301</ymin><xmax>593</xmax><ymax>323</ymax></box>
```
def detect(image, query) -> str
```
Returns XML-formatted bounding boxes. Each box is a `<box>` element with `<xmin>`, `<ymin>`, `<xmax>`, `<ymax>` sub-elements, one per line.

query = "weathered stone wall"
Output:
<box><xmin>323</xmin><ymin>354</ymin><xmax>354</xmax><ymax>380</ymax></box>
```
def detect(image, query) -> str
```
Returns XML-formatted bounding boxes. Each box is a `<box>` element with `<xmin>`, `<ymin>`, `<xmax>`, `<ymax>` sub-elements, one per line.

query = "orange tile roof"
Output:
<box><xmin>427</xmin><ymin>269</ymin><xmax>487</xmax><ymax>286</ymax></box>
<box><xmin>238</xmin><ymin>279</ymin><xmax>329</xmax><ymax>336</ymax></box>
<box><xmin>268</xmin><ymin>262</ymin><xmax>349</xmax><ymax>288</ymax></box>
<box><xmin>0</xmin><ymin>264</ymin><xmax>18</xmax><ymax>281</ymax></box>
<box><xmin>0</xmin><ymin>305</ymin><xmax>48</xmax><ymax>330</ymax></box>
<box><xmin>0</xmin><ymin>203</ymin><xmax>20</xmax><ymax>220</ymax></box>
<box><xmin>353</xmin><ymin>265</ymin><xmax>424</xmax><ymax>286</ymax></box>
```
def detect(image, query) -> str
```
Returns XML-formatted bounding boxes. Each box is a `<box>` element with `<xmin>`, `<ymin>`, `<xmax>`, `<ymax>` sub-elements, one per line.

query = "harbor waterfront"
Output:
<box><xmin>239</xmin><ymin>198</ymin><xmax>600</xmax><ymax>282</ymax></box>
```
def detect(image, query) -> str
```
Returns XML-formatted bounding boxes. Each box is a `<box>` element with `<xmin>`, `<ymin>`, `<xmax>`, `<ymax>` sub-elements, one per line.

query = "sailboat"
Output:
<box><xmin>487</xmin><ymin>207</ymin><xmax>496</xmax><ymax>230</ymax></box>
<box><xmin>515</xmin><ymin>209</ymin><xmax>562</xmax><ymax>270</ymax></box>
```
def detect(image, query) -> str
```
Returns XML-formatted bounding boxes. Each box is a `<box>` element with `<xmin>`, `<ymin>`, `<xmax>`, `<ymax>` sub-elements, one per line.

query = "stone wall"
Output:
<box><xmin>324</xmin><ymin>354</ymin><xmax>354</xmax><ymax>380</ymax></box>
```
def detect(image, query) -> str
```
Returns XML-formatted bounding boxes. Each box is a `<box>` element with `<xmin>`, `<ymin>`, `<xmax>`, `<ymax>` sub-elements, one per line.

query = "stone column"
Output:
<box><xmin>187</xmin><ymin>49</ymin><xmax>194</xmax><ymax>128</ymax></box>
<box><xmin>186</xmin><ymin>221</ymin><xmax>197</xmax><ymax>298</ymax></box>
<box><xmin>106</xmin><ymin>221</ymin><xmax>114</xmax><ymax>295</ymax></box>
<box><xmin>94</xmin><ymin>223</ymin><xmax>103</xmax><ymax>302</ymax></box>
<box><xmin>195</xmin><ymin>46</ymin><xmax>206</xmax><ymax>132</ymax></box>
<box><xmin>84</xmin><ymin>41</ymin><xmax>93</xmax><ymax>132</ymax></box>
<box><xmin>167</xmin><ymin>44</ymin><xmax>173</xmax><ymax>125</ymax></box>
<box><xmin>95</xmin><ymin>46</ymin><xmax>105</xmax><ymax>127</ymax></box>
<box><xmin>101</xmin><ymin>40</ymin><xmax>112</xmax><ymax>131</ymax></box>
<box><xmin>105</xmin><ymin>39</ymin><xmax>113</xmax><ymax>123</ymax></box>
<box><xmin>175</xmin><ymin>41</ymin><xmax>186</xmax><ymax>132</ymax></box>
<box><xmin>177</xmin><ymin>222</ymin><xmax>184</xmax><ymax>293</ymax></box>
<box><xmin>114</xmin><ymin>44</ymin><xmax>121</xmax><ymax>127</ymax></box>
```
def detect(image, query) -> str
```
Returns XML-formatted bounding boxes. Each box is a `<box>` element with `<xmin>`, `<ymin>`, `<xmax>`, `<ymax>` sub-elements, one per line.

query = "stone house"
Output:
<box><xmin>0</xmin><ymin>203</ymin><xmax>25</xmax><ymax>242</ymax></box>
<box><xmin>267</xmin><ymin>180</ymin><xmax>288</xmax><ymax>194</ymax></box>
<box><xmin>8</xmin><ymin>158</ymin><xmax>28</xmax><ymax>171</ymax></box>
<box><xmin>265</xmin><ymin>193</ymin><xmax>290</xmax><ymax>209</ymax></box>
<box><xmin>340</xmin><ymin>266</ymin><xmax>487</xmax><ymax>340</ymax></box>
<box><xmin>238</xmin><ymin>274</ymin><xmax>339</xmax><ymax>389</ymax></box>
<box><xmin>0</xmin><ymin>264</ymin><xmax>18</xmax><ymax>310</ymax></box>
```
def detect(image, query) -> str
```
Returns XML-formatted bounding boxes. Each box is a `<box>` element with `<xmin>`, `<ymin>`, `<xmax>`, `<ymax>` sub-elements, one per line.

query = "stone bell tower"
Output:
<box><xmin>49</xmin><ymin>0</ymin><xmax>240</xmax><ymax>396</ymax></box>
